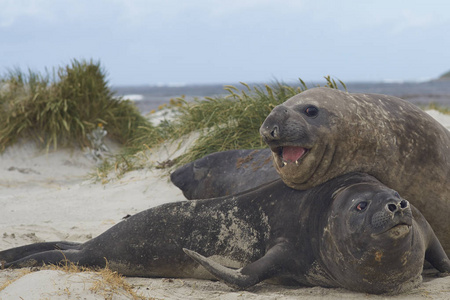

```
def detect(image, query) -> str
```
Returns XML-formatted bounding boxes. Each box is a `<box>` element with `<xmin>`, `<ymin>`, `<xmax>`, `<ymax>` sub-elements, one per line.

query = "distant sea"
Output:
<box><xmin>113</xmin><ymin>80</ymin><xmax>450</xmax><ymax>115</ymax></box>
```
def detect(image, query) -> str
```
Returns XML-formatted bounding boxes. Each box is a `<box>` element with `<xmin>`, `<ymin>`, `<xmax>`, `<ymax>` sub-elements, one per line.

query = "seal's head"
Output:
<box><xmin>170</xmin><ymin>149</ymin><xmax>278</xmax><ymax>199</ymax></box>
<box><xmin>333</xmin><ymin>183</ymin><xmax>413</xmax><ymax>239</ymax></box>
<box><xmin>170</xmin><ymin>155</ymin><xmax>213</xmax><ymax>199</ymax></box>
<box><xmin>320</xmin><ymin>182</ymin><xmax>423</xmax><ymax>294</ymax></box>
<box><xmin>260</xmin><ymin>88</ymin><xmax>346</xmax><ymax>190</ymax></box>
<box><xmin>259</xmin><ymin>87</ymin><xmax>396</xmax><ymax>190</ymax></box>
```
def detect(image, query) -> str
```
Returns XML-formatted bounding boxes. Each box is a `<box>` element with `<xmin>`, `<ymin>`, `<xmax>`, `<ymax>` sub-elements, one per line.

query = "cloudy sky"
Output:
<box><xmin>1</xmin><ymin>0</ymin><xmax>449</xmax><ymax>86</ymax></box>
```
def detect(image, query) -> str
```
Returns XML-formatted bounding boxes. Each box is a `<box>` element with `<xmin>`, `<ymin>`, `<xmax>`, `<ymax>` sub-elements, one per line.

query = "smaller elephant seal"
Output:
<box><xmin>1</xmin><ymin>173</ymin><xmax>449</xmax><ymax>295</ymax></box>
<box><xmin>260</xmin><ymin>87</ymin><xmax>450</xmax><ymax>255</ymax></box>
<box><xmin>170</xmin><ymin>148</ymin><xmax>278</xmax><ymax>199</ymax></box>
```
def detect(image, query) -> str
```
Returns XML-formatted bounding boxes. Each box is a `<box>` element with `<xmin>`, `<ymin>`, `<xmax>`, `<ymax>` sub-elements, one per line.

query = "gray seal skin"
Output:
<box><xmin>1</xmin><ymin>173</ymin><xmax>450</xmax><ymax>295</ymax></box>
<box><xmin>170</xmin><ymin>148</ymin><xmax>278</xmax><ymax>199</ymax></box>
<box><xmin>260</xmin><ymin>87</ymin><xmax>450</xmax><ymax>255</ymax></box>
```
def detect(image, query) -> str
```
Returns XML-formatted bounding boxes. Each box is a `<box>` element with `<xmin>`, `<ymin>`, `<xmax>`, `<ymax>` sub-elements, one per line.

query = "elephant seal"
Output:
<box><xmin>1</xmin><ymin>173</ymin><xmax>449</xmax><ymax>294</ymax></box>
<box><xmin>170</xmin><ymin>148</ymin><xmax>278</xmax><ymax>199</ymax></box>
<box><xmin>260</xmin><ymin>87</ymin><xmax>450</xmax><ymax>255</ymax></box>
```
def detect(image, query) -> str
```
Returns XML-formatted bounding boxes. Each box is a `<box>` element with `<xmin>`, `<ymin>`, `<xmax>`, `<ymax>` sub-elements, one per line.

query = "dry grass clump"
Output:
<box><xmin>45</xmin><ymin>259</ymin><xmax>149</xmax><ymax>300</ymax></box>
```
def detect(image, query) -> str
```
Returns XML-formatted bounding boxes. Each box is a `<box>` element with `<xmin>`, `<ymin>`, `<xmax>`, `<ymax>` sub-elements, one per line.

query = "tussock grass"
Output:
<box><xmin>0</xmin><ymin>59</ymin><xmax>151</xmax><ymax>151</ymax></box>
<box><xmin>425</xmin><ymin>102</ymin><xmax>450</xmax><ymax>115</ymax></box>
<box><xmin>163</xmin><ymin>82</ymin><xmax>305</xmax><ymax>164</ymax></box>
<box><xmin>98</xmin><ymin>76</ymin><xmax>346</xmax><ymax>179</ymax></box>
<box><xmin>129</xmin><ymin>76</ymin><xmax>346</xmax><ymax>167</ymax></box>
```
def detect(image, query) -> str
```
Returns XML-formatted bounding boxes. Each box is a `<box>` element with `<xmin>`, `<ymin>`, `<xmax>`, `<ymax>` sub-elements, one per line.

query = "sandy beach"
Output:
<box><xmin>1</xmin><ymin>110</ymin><xmax>450</xmax><ymax>300</ymax></box>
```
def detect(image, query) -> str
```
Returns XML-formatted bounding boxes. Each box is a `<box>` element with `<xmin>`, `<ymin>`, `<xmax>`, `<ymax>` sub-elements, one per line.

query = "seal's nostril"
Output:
<box><xmin>388</xmin><ymin>203</ymin><xmax>397</xmax><ymax>212</ymax></box>
<box><xmin>270</xmin><ymin>125</ymin><xmax>279</xmax><ymax>139</ymax></box>
<box><xmin>400</xmin><ymin>200</ymin><xmax>408</xmax><ymax>209</ymax></box>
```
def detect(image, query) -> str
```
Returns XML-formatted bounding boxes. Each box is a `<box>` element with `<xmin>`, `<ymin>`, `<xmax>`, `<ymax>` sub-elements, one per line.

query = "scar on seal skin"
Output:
<box><xmin>1</xmin><ymin>173</ymin><xmax>449</xmax><ymax>295</ymax></box>
<box><xmin>260</xmin><ymin>87</ymin><xmax>450</xmax><ymax>256</ymax></box>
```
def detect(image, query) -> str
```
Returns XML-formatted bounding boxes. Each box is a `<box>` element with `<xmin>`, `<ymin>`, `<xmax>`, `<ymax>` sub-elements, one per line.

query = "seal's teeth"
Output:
<box><xmin>295</xmin><ymin>160</ymin><xmax>299</xmax><ymax>165</ymax></box>
<box><xmin>283</xmin><ymin>161</ymin><xmax>287</xmax><ymax>166</ymax></box>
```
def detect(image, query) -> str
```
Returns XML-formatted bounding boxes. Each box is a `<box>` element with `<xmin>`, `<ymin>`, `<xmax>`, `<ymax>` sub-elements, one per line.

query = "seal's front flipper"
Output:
<box><xmin>412</xmin><ymin>207</ymin><xmax>450</xmax><ymax>275</ymax></box>
<box><xmin>183</xmin><ymin>243</ymin><xmax>293</xmax><ymax>289</ymax></box>
<box><xmin>425</xmin><ymin>231</ymin><xmax>450</xmax><ymax>275</ymax></box>
<box><xmin>183</xmin><ymin>249</ymin><xmax>257</xmax><ymax>289</ymax></box>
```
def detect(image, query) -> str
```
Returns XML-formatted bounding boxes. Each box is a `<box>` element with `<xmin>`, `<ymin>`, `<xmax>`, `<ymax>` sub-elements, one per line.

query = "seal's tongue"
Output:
<box><xmin>282</xmin><ymin>146</ymin><xmax>306</xmax><ymax>163</ymax></box>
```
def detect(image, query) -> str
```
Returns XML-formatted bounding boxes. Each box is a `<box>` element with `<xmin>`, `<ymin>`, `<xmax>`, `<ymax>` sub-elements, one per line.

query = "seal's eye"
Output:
<box><xmin>304</xmin><ymin>105</ymin><xmax>319</xmax><ymax>117</ymax></box>
<box><xmin>356</xmin><ymin>201</ymin><xmax>368</xmax><ymax>212</ymax></box>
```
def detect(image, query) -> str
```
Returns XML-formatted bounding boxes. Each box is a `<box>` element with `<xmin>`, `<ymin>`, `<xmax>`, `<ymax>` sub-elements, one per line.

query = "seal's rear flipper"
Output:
<box><xmin>0</xmin><ymin>241</ymin><xmax>81</xmax><ymax>264</ymax></box>
<box><xmin>183</xmin><ymin>243</ymin><xmax>292</xmax><ymax>289</ymax></box>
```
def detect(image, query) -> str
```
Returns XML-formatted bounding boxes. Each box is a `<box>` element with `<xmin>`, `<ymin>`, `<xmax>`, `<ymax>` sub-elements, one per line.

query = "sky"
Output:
<box><xmin>1</xmin><ymin>0</ymin><xmax>450</xmax><ymax>86</ymax></box>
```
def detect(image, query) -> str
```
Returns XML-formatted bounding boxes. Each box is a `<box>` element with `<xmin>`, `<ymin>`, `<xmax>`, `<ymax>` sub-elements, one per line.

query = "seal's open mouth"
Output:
<box><xmin>274</xmin><ymin>146</ymin><xmax>309</xmax><ymax>167</ymax></box>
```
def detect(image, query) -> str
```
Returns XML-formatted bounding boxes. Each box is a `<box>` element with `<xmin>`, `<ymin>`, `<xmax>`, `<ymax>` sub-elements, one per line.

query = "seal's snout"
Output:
<box><xmin>260</xmin><ymin>105</ymin><xmax>288</xmax><ymax>142</ymax></box>
<box><xmin>260</xmin><ymin>119</ymin><xmax>281</xmax><ymax>142</ymax></box>
<box><xmin>371</xmin><ymin>196</ymin><xmax>412</xmax><ymax>232</ymax></box>
<box><xmin>385</xmin><ymin>199</ymin><xmax>409</xmax><ymax>213</ymax></box>
<box><xmin>260</xmin><ymin>124</ymin><xmax>280</xmax><ymax>141</ymax></box>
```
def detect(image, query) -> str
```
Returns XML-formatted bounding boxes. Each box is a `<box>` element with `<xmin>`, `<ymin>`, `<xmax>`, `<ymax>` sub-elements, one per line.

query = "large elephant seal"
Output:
<box><xmin>1</xmin><ymin>173</ymin><xmax>449</xmax><ymax>294</ymax></box>
<box><xmin>260</xmin><ymin>87</ymin><xmax>450</xmax><ymax>255</ymax></box>
<box><xmin>170</xmin><ymin>148</ymin><xmax>278</xmax><ymax>199</ymax></box>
